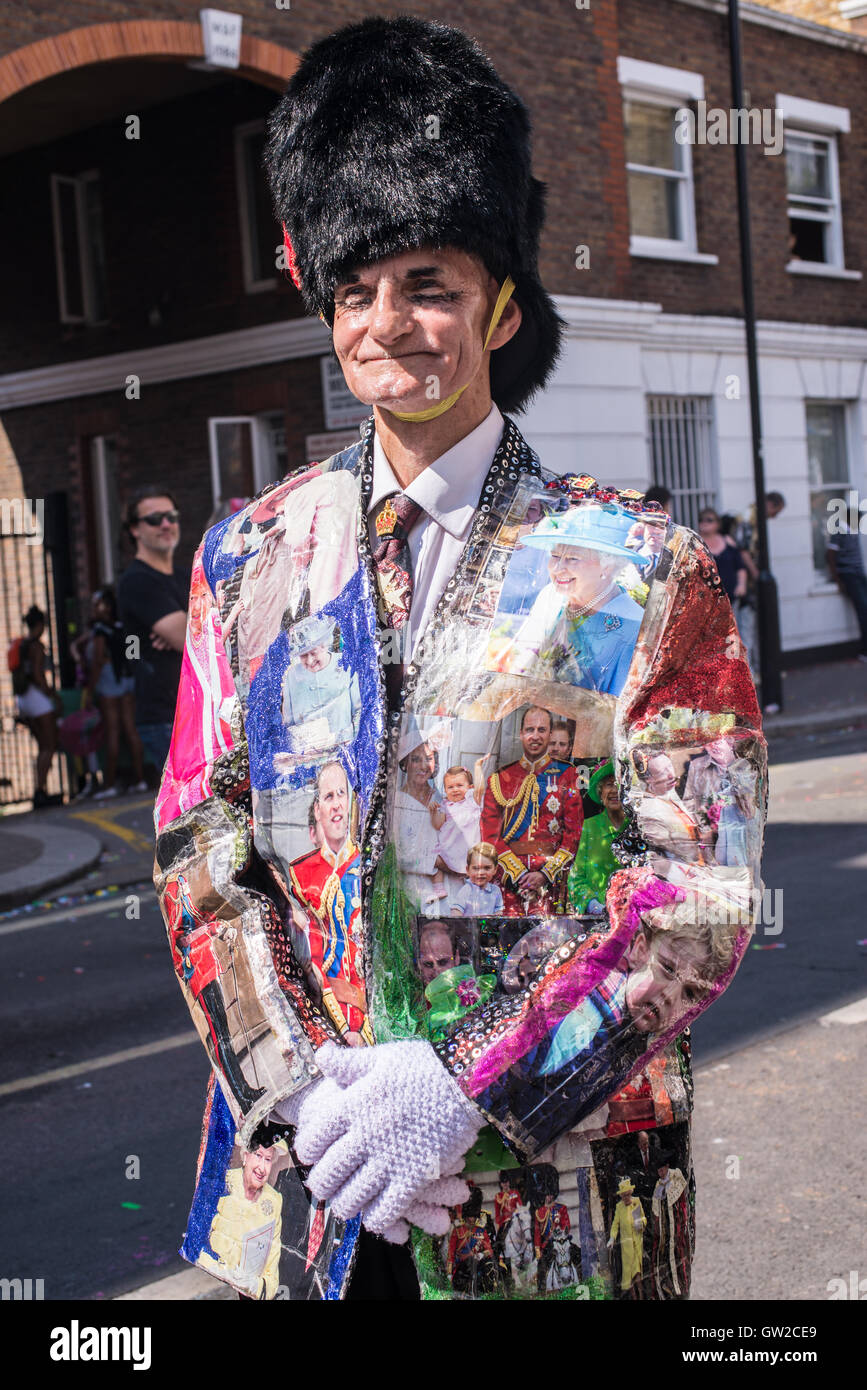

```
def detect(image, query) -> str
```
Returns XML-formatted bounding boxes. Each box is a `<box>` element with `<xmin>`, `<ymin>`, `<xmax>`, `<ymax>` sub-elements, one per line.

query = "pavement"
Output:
<box><xmin>0</xmin><ymin>658</ymin><xmax>863</xmax><ymax>1301</ymax></box>
<box><xmin>0</xmin><ymin>789</ymin><xmax>157</xmax><ymax>913</ymax></box>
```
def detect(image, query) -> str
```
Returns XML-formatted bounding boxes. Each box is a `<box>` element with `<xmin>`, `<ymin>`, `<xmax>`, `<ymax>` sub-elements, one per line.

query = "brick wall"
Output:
<box><xmin>1</xmin><ymin>352</ymin><xmax>323</xmax><ymax>603</ymax></box>
<box><xmin>0</xmin><ymin>77</ymin><xmax>302</xmax><ymax>376</ymax></box>
<box><xmin>618</xmin><ymin>0</ymin><xmax>866</xmax><ymax>325</ymax></box>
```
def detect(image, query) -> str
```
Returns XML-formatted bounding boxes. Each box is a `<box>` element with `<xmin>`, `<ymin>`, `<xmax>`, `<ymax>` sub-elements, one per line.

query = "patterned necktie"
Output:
<box><xmin>371</xmin><ymin>492</ymin><xmax>423</xmax><ymax>628</ymax></box>
<box><xmin>371</xmin><ymin>492</ymin><xmax>423</xmax><ymax>707</ymax></box>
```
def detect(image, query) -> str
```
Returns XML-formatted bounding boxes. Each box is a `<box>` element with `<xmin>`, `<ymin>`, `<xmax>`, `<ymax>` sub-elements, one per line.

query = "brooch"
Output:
<box><xmin>603</xmin><ymin>614</ymin><xmax>622</xmax><ymax>631</ymax></box>
<box><xmin>375</xmin><ymin>496</ymin><xmax>398</xmax><ymax>537</ymax></box>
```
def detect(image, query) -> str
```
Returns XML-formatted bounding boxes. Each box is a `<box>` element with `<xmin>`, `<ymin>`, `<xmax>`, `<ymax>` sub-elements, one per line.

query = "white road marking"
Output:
<box><xmin>0</xmin><ymin>891</ymin><xmax>155</xmax><ymax>937</ymax></box>
<box><xmin>116</xmin><ymin>1267</ymin><xmax>234</xmax><ymax>1302</ymax></box>
<box><xmin>0</xmin><ymin>1031</ymin><xmax>197</xmax><ymax>1097</ymax></box>
<box><xmin>819</xmin><ymin>996</ymin><xmax>867</xmax><ymax>1027</ymax></box>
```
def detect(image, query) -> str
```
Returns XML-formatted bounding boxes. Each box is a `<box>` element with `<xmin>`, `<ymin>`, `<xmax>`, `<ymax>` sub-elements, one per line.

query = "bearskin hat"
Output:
<box><xmin>265</xmin><ymin>15</ymin><xmax>563</xmax><ymax>415</ymax></box>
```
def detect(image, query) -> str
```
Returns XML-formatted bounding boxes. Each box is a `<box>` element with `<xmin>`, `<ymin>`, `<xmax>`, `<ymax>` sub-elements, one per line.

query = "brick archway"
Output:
<box><xmin>0</xmin><ymin>19</ymin><xmax>298</xmax><ymax>103</ymax></box>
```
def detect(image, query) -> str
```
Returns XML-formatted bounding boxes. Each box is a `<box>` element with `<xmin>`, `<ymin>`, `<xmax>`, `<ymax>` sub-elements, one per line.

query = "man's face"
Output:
<box><xmin>130</xmin><ymin>494</ymin><xmax>179</xmax><ymax>559</ymax></box>
<box><xmin>242</xmin><ymin>1145</ymin><xmax>274</xmax><ymax>1195</ymax></box>
<box><xmin>548</xmin><ymin>729</ymin><xmax>571</xmax><ymax>762</ymax></box>
<box><xmin>706</xmin><ymin>737</ymin><xmax>733</xmax><ymax>767</ymax></box>
<box><xmin>300</xmin><ymin>645</ymin><xmax>331</xmax><ymax>673</ymax></box>
<box><xmin>331</xmin><ymin>246</ymin><xmax>516</xmax><ymax>414</ymax></box>
<box><xmin>625</xmin><ymin>930</ymin><xmax>710</xmax><ymax>1034</ymax></box>
<box><xmin>646</xmin><ymin>755</ymin><xmax>676</xmax><ymax>796</ymax></box>
<box><xmin>521</xmin><ymin>710</ymin><xmax>551</xmax><ymax>760</ymax></box>
<box><xmin>419</xmin><ymin>926</ymin><xmax>456</xmax><ymax>985</ymax></box>
<box><xmin>314</xmin><ymin>763</ymin><xmax>350</xmax><ymax>852</ymax></box>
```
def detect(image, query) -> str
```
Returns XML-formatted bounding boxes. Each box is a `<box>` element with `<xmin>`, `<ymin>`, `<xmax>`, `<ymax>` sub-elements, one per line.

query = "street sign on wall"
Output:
<box><xmin>320</xmin><ymin>356</ymin><xmax>370</xmax><ymax>430</ymax></box>
<box><xmin>200</xmin><ymin>10</ymin><xmax>243</xmax><ymax>69</ymax></box>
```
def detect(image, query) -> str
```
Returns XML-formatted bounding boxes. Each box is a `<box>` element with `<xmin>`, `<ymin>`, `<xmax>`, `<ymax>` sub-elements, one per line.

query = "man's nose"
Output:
<box><xmin>368</xmin><ymin>283</ymin><xmax>413</xmax><ymax>342</ymax></box>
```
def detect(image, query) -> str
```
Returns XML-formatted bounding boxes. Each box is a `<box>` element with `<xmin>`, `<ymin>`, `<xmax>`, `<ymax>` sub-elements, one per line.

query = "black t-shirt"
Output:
<box><xmin>117</xmin><ymin>558</ymin><xmax>190</xmax><ymax>724</ymax></box>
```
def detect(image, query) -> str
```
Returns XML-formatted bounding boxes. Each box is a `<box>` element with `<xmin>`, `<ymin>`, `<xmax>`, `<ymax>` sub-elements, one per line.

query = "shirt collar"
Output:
<box><xmin>369</xmin><ymin>404</ymin><xmax>504</xmax><ymax>540</ymax></box>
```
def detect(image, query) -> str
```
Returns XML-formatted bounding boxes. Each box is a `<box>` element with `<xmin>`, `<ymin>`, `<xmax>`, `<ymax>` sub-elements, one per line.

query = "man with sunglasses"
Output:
<box><xmin>117</xmin><ymin>489</ymin><xmax>189</xmax><ymax>776</ymax></box>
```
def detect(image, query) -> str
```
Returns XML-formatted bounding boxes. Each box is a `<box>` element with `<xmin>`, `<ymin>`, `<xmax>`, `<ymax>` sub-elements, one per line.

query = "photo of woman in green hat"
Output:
<box><xmin>567</xmin><ymin>759</ymin><xmax>629</xmax><ymax>915</ymax></box>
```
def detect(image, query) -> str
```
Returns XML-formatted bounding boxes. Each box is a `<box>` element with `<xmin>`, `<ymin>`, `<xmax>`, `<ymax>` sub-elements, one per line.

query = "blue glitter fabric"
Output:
<box><xmin>181</xmin><ymin>1076</ymin><xmax>236</xmax><ymax>1264</ymax></box>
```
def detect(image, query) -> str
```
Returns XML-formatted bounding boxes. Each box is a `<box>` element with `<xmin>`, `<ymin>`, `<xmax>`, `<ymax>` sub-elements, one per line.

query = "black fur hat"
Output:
<box><xmin>265</xmin><ymin>15</ymin><xmax>563</xmax><ymax>415</ymax></box>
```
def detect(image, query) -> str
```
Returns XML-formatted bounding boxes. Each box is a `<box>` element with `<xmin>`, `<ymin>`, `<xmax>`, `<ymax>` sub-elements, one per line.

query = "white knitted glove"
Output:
<box><xmin>293</xmin><ymin>1040</ymin><xmax>482</xmax><ymax>1242</ymax></box>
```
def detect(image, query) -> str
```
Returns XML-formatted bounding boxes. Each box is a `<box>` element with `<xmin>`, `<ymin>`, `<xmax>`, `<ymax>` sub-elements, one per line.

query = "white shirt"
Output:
<box><xmin>368</xmin><ymin>404</ymin><xmax>504</xmax><ymax>654</ymax></box>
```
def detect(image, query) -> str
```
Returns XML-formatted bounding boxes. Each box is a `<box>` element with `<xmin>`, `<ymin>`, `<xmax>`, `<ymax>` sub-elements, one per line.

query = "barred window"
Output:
<box><xmin>647</xmin><ymin>396</ymin><xmax>717</xmax><ymax>530</ymax></box>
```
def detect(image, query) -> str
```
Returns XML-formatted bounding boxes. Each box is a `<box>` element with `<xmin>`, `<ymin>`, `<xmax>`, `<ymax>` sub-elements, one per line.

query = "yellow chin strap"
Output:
<box><xmin>385</xmin><ymin>276</ymin><xmax>516</xmax><ymax>423</ymax></box>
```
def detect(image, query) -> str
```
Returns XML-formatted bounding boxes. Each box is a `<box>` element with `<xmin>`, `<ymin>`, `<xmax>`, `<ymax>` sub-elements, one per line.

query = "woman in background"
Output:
<box><xmin>698</xmin><ymin>509</ymin><xmax>747</xmax><ymax>606</ymax></box>
<box><xmin>12</xmin><ymin>605</ymin><xmax>61</xmax><ymax>808</ymax></box>
<box><xmin>82</xmin><ymin>587</ymin><xmax>147</xmax><ymax>799</ymax></box>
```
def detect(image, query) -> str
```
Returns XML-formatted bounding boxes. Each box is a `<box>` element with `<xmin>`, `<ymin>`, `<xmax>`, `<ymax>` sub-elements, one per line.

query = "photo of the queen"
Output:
<box><xmin>487</xmin><ymin>505</ymin><xmax>652</xmax><ymax>697</ymax></box>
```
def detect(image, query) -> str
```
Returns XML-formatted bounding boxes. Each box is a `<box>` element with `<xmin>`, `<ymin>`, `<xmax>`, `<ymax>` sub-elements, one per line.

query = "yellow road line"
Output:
<box><xmin>69</xmin><ymin>806</ymin><xmax>154</xmax><ymax>855</ymax></box>
<box><xmin>0</xmin><ymin>1032</ymin><xmax>197</xmax><ymax>1098</ymax></box>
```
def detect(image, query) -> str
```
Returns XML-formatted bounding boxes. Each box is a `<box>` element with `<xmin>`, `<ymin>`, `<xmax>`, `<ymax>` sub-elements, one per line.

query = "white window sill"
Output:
<box><xmin>630</xmin><ymin>239</ymin><xmax>718</xmax><ymax>265</ymax></box>
<box><xmin>786</xmin><ymin>260</ymin><xmax>862</xmax><ymax>281</ymax></box>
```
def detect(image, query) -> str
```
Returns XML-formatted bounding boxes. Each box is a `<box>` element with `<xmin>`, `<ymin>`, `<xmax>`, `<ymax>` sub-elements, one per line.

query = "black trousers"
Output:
<box><xmin>345</xmin><ymin>1227</ymin><xmax>421</xmax><ymax>1300</ymax></box>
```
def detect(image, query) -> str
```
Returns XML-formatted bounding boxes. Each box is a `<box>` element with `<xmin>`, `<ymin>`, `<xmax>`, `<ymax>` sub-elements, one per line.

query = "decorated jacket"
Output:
<box><xmin>154</xmin><ymin>414</ymin><xmax>765</xmax><ymax>1301</ymax></box>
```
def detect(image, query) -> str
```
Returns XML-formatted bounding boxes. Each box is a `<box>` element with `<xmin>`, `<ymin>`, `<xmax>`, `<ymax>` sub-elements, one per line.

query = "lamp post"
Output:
<box><xmin>727</xmin><ymin>0</ymin><xmax>783</xmax><ymax>711</ymax></box>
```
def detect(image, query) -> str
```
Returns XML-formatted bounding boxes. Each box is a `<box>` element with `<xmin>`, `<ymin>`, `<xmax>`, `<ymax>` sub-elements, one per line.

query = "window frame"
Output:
<box><xmin>50</xmin><ymin>170</ymin><xmax>108</xmax><ymax>325</ymax></box>
<box><xmin>617</xmin><ymin>56</ymin><xmax>717</xmax><ymax>266</ymax></box>
<box><xmin>784</xmin><ymin>127</ymin><xmax>844</xmax><ymax>270</ymax></box>
<box><xmin>646</xmin><ymin>394</ymin><xmax>719</xmax><ymax>532</ymax></box>
<box><xmin>234</xmin><ymin>119</ymin><xmax>279</xmax><ymax>294</ymax></box>
<box><xmin>805</xmin><ymin>400</ymin><xmax>855</xmax><ymax>585</ymax></box>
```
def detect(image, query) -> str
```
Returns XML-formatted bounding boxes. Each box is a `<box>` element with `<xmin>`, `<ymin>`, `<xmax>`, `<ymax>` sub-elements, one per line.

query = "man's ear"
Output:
<box><xmin>626</xmin><ymin>926</ymin><xmax>651</xmax><ymax>970</ymax></box>
<box><xmin>488</xmin><ymin>293</ymin><xmax>522</xmax><ymax>352</ymax></box>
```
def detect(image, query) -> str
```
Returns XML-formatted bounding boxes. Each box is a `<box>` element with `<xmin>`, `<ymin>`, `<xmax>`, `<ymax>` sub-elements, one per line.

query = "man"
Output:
<box><xmin>289</xmin><ymin>761</ymin><xmax>370</xmax><ymax>1046</ymax></box>
<box><xmin>827</xmin><ymin>516</ymin><xmax>867</xmax><ymax>663</ymax></box>
<box><xmin>153</xmin><ymin>16</ymin><xmax>763</xmax><ymax>1302</ymax></box>
<box><xmin>634</xmin><ymin>751</ymin><xmax>714</xmax><ymax>866</ymax></box>
<box><xmin>730</xmin><ymin>492</ymin><xmax>786</xmax><ymax>692</ymax></box>
<box><xmin>480</xmin><ymin>706</ymin><xmax>583</xmax><ymax>914</ymax></box>
<box><xmin>417</xmin><ymin>921</ymin><xmax>458</xmax><ymax>986</ymax></box>
<box><xmin>117</xmin><ymin>488</ymin><xmax>189</xmax><ymax>773</ymax></box>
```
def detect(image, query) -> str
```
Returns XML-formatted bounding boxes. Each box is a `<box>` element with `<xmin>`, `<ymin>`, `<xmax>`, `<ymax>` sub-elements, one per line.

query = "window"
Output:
<box><xmin>776</xmin><ymin>93</ymin><xmax>860</xmax><ymax>281</ymax></box>
<box><xmin>625</xmin><ymin>100</ymin><xmax>693</xmax><ymax>245</ymax></box>
<box><xmin>806</xmin><ymin>402</ymin><xmax>850</xmax><ymax>580</ymax></box>
<box><xmin>235</xmin><ymin>121</ymin><xmax>280</xmax><ymax>292</ymax></box>
<box><xmin>647</xmin><ymin>396</ymin><xmax>717</xmax><ymax>531</ymax></box>
<box><xmin>50</xmin><ymin>172</ymin><xmax>109</xmax><ymax>324</ymax></box>
<box><xmin>785</xmin><ymin>131</ymin><xmax>842</xmax><ymax>265</ymax></box>
<box><xmin>207</xmin><ymin>414</ymin><xmax>288</xmax><ymax>507</ymax></box>
<box><xmin>88</xmin><ymin>436</ymin><xmax>123</xmax><ymax>584</ymax></box>
<box><xmin>617</xmin><ymin>57</ymin><xmax>717</xmax><ymax>265</ymax></box>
